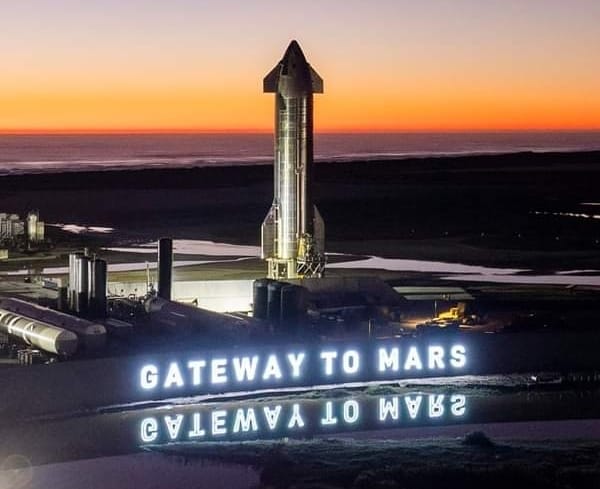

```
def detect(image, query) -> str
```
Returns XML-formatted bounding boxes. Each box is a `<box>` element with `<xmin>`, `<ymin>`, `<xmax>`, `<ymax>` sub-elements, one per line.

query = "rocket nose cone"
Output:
<box><xmin>264</xmin><ymin>40</ymin><xmax>323</xmax><ymax>94</ymax></box>
<box><xmin>281</xmin><ymin>41</ymin><xmax>308</xmax><ymax>71</ymax></box>
<box><xmin>281</xmin><ymin>40</ymin><xmax>309</xmax><ymax>75</ymax></box>
<box><xmin>285</xmin><ymin>40</ymin><xmax>304</xmax><ymax>58</ymax></box>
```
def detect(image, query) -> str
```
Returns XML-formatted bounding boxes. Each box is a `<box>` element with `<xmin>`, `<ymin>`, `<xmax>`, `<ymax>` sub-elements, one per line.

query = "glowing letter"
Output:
<box><xmin>232</xmin><ymin>356</ymin><xmax>258</xmax><ymax>382</ymax></box>
<box><xmin>211</xmin><ymin>358</ymin><xmax>228</xmax><ymax>384</ymax></box>
<box><xmin>188</xmin><ymin>412</ymin><xmax>206</xmax><ymax>438</ymax></box>
<box><xmin>288</xmin><ymin>403</ymin><xmax>305</xmax><ymax>429</ymax></box>
<box><xmin>343</xmin><ymin>400</ymin><xmax>360</xmax><ymax>424</ymax></box>
<box><xmin>342</xmin><ymin>350</ymin><xmax>360</xmax><ymax>375</ymax></box>
<box><xmin>233</xmin><ymin>408</ymin><xmax>258</xmax><ymax>433</ymax></box>
<box><xmin>164</xmin><ymin>362</ymin><xmax>184</xmax><ymax>388</ymax></box>
<box><xmin>428</xmin><ymin>395</ymin><xmax>445</xmax><ymax>418</ymax></box>
<box><xmin>451</xmin><ymin>394</ymin><xmax>467</xmax><ymax>416</ymax></box>
<box><xmin>287</xmin><ymin>352</ymin><xmax>306</xmax><ymax>378</ymax></box>
<box><xmin>428</xmin><ymin>346</ymin><xmax>445</xmax><ymax>370</ymax></box>
<box><xmin>188</xmin><ymin>360</ymin><xmax>207</xmax><ymax>386</ymax></box>
<box><xmin>404</xmin><ymin>347</ymin><xmax>423</xmax><ymax>371</ymax></box>
<box><xmin>450</xmin><ymin>345</ymin><xmax>467</xmax><ymax>368</ymax></box>
<box><xmin>140</xmin><ymin>417</ymin><xmax>158</xmax><ymax>443</ymax></box>
<box><xmin>405</xmin><ymin>395</ymin><xmax>423</xmax><ymax>419</ymax></box>
<box><xmin>263</xmin><ymin>405</ymin><xmax>282</xmax><ymax>430</ymax></box>
<box><xmin>140</xmin><ymin>364</ymin><xmax>158</xmax><ymax>390</ymax></box>
<box><xmin>378</xmin><ymin>347</ymin><xmax>399</xmax><ymax>372</ymax></box>
<box><xmin>164</xmin><ymin>414</ymin><xmax>184</xmax><ymax>440</ymax></box>
<box><xmin>321</xmin><ymin>401</ymin><xmax>338</xmax><ymax>426</ymax></box>
<box><xmin>379</xmin><ymin>397</ymin><xmax>399</xmax><ymax>421</ymax></box>
<box><xmin>262</xmin><ymin>354</ymin><xmax>283</xmax><ymax>380</ymax></box>
<box><xmin>320</xmin><ymin>350</ymin><xmax>338</xmax><ymax>376</ymax></box>
<box><xmin>211</xmin><ymin>410</ymin><xmax>227</xmax><ymax>435</ymax></box>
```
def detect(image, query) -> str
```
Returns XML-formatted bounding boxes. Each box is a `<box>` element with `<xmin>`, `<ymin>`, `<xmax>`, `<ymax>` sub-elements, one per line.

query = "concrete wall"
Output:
<box><xmin>108</xmin><ymin>279</ymin><xmax>254</xmax><ymax>312</ymax></box>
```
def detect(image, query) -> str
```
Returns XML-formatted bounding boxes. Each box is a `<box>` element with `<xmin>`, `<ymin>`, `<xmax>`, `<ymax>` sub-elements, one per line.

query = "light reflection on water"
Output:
<box><xmin>103</xmin><ymin>239</ymin><xmax>261</xmax><ymax>257</ymax></box>
<box><xmin>48</xmin><ymin>223</ymin><xmax>115</xmax><ymax>234</ymax></box>
<box><xmin>328</xmin><ymin>256</ymin><xmax>600</xmax><ymax>286</ymax></box>
<box><xmin>327</xmin><ymin>256</ymin><xmax>527</xmax><ymax>275</ymax></box>
<box><xmin>0</xmin><ymin>384</ymin><xmax>599</xmax><ymax>471</ymax></box>
<box><xmin>1</xmin><ymin>235</ymin><xmax>598</xmax><ymax>285</ymax></box>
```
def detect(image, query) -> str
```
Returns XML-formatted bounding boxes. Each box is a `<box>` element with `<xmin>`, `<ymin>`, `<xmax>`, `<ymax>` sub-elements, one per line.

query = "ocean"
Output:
<box><xmin>1</xmin><ymin>132</ymin><xmax>599</xmax><ymax>175</ymax></box>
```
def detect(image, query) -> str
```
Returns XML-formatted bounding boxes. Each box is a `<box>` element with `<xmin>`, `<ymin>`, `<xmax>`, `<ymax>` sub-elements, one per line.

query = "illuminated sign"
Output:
<box><xmin>138</xmin><ymin>391</ymin><xmax>468</xmax><ymax>444</ymax></box>
<box><xmin>137</xmin><ymin>340</ymin><xmax>469</xmax><ymax>400</ymax></box>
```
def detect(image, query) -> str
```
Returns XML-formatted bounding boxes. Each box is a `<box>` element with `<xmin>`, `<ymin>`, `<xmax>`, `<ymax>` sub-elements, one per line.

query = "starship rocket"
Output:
<box><xmin>261</xmin><ymin>40</ymin><xmax>326</xmax><ymax>279</ymax></box>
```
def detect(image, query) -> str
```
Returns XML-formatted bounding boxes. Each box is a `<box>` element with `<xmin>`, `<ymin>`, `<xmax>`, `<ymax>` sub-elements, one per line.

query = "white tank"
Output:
<box><xmin>0</xmin><ymin>308</ymin><xmax>78</xmax><ymax>356</ymax></box>
<box><xmin>0</xmin><ymin>297</ymin><xmax>106</xmax><ymax>349</ymax></box>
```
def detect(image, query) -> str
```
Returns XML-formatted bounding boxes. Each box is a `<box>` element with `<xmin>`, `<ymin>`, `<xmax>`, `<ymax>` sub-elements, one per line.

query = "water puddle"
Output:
<box><xmin>0</xmin><ymin>257</ymin><xmax>253</xmax><ymax>276</ymax></box>
<box><xmin>48</xmin><ymin>223</ymin><xmax>115</xmax><ymax>234</ymax></box>
<box><xmin>103</xmin><ymin>239</ymin><xmax>260</xmax><ymax>257</ymax></box>
<box><xmin>443</xmin><ymin>273</ymin><xmax>600</xmax><ymax>286</ymax></box>
<box><xmin>533</xmin><ymin>210</ymin><xmax>600</xmax><ymax>220</ymax></box>
<box><xmin>327</xmin><ymin>256</ymin><xmax>527</xmax><ymax>275</ymax></box>
<box><xmin>327</xmin><ymin>256</ymin><xmax>600</xmax><ymax>286</ymax></box>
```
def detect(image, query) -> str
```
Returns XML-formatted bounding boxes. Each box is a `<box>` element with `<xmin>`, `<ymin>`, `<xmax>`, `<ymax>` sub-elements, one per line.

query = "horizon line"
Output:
<box><xmin>2</xmin><ymin>127</ymin><xmax>600</xmax><ymax>136</ymax></box>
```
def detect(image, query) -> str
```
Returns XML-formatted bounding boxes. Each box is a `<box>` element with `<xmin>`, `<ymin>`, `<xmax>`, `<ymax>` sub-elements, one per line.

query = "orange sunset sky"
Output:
<box><xmin>1</xmin><ymin>0</ymin><xmax>600</xmax><ymax>133</ymax></box>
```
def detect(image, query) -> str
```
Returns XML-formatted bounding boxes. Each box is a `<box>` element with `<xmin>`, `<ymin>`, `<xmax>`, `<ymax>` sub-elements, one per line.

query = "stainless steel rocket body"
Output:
<box><xmin>261</xmin><ymin>41</ymin><xmax>326</xmax><ymax>279</ymax></box>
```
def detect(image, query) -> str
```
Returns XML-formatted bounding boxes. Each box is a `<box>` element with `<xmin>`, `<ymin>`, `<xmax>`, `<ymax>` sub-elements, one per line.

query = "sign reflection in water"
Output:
<box><xmin>138</xmin><ymin>391</ymin><xmax>468</xmax><ymax>444</ymax></box>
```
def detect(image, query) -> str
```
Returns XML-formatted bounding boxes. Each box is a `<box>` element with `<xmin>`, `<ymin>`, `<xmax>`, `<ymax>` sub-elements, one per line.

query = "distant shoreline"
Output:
<box><xmin>1</xmin><ymin>150</ymin><xmax>600</xmax><ymax>188</ymax></box>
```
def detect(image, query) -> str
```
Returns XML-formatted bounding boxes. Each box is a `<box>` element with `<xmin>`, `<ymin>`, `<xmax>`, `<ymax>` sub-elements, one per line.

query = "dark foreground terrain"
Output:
<box><xmin>1</xmin><ymin>151</ymin><xmax>600</xmax><ymax>269</ymax></box>
<box><xmin>154</xmin><ymin>436</ymin><xmax>600</xmax><ymax>489</ymax></box>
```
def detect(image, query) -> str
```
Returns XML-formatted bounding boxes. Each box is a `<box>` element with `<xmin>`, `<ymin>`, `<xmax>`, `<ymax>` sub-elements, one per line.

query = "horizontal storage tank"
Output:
<box><xmin>0</xmin><ymin>308</ymin><xmax>78</xmax><ymax>356</ymax></box>
<box><xmin>145</xmin><ymin>297</ymin><xmax>263</xmax><ymax>342</ymax></box>
<box><xmin>0</xmin><ymin>297</ymin><xmax>106</xmax><ymax>349</ymax></box>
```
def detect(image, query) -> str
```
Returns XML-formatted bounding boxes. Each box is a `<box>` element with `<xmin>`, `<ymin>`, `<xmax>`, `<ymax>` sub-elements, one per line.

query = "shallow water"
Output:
<box><xmin>327</xmin><ymin>256</ymin><xmax>527</xmax><ymax>275</ymax></box>
<box><xmin>49</xmin><ymin>223</ymin><xmax>115</xmax><ymax>234</ymax></box>
<box><xmin>2</xmin><ymin>132</ymin><xmax>600</xmax><ymax>175</ymax></box>
<box><xmin>103</xmin><ymin>239</ymin><xmax>261</xmax><ymax>257</ymax></box>
<box><xmin>2</xmin><ymin>236</ymin><xmax>599</xmax><ymax>285</ymax></box>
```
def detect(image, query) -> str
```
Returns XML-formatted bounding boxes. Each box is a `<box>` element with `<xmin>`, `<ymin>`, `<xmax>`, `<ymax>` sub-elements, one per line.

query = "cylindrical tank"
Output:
<box><xmin>68</xmin><ymin>252</ymin><xmax>84</xmax><ymax>311</ymax></box>
<box><xmin>26</xmin><ymin>211</ymin><xmax>38</xmax><ymax>242</ymax></box>
<box><xmin>88</xmin><ymin>258</ymin><xmax>107</xmax><ymax>318</ymax></box>
<box><xmin>252</xmin><ymin>279</ymin><xmax>272</xmax><ymax>320</ymax></box>
<box><xmin>280</xmin><ymin>284</ymin><xmax>308</xmax><ymax>331</ymax></box>
<box><xmin>267</xmin><ymin>281</ymin><xmax>285</xmax><ymax>323</ymax></box>
<box><xmin>57</xmin><ymin>286</ymin><xmax>68</xmax><ymax>312</ymax></box>
<box><xmin>0</xmin><ymin>297</ymin><xmax>106</xmax><ymax>349</ymax></box>
<box><xmin>144</xmin><ymin>297</ymin><xmax>259</xmax><ymax>342</ymax></box>
<box><xmin>75</xmin><ymin>254</ymin><xmax>90</xmax><ymax>314</ymax></box>
<box><xmin>157</xmin><ymin>238</ymin><xmax>173</xmax><ymax>300</ymax></box>
<box><xmin>0</xmin><ymin>308</ymin><xmax>78</xmax><ymax>356</ymax></box>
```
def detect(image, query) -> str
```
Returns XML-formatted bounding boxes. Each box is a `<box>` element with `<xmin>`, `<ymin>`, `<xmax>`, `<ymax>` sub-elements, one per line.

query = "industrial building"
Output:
<box><xmin>0</xmin><ymin>213</ymin><xmax>25</xmax><ymax>241</ymax></box>
<box><xmin>26</xmin><ymin>210</ymin><xmax>45</xmax><ymax>243</ymax></box>
<box><xmin>0</xmin><ymin>210</ymin><xmax>45</xmax><ymax>249</ymax></box>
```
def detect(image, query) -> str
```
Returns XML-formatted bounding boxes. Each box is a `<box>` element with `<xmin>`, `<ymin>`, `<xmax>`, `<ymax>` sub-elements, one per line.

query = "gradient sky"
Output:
<box><xmin>1</xmin><ymin>0</ymin><xmax>600</xmax><ymax>133</ymax></box>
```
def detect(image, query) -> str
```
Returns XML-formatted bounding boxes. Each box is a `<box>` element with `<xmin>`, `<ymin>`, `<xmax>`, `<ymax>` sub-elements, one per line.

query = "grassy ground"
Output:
<box><xmin>152</xmin><ymin>435</ymin><xmax>600</xmax><ymax>488</ymax></box>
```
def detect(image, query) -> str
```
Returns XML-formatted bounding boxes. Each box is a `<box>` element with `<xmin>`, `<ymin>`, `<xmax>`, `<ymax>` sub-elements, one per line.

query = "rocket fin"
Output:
<box><xmin>309</xmin><ymin>66</ymin><xmax>323</xmax><ymax>93</ymax></box>
<box><xmin>263</xmin><ymin>64</ymin><xmax>280</xmax><ymax>93</ymax></box>
<box><xmin>261</xmin><ymin>204</ymin><xmax>278</xmax><ymax>259</ymax></box>
<box><xmin>313</xmin><ymin>205</ymin><xmax>325</xmax><ymax>254</ymax></box>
